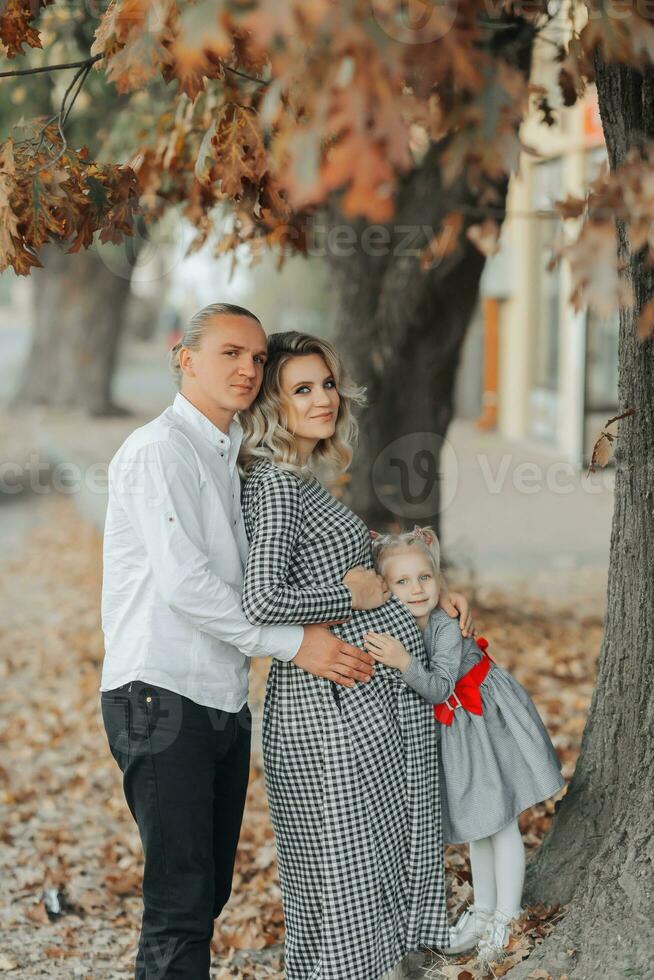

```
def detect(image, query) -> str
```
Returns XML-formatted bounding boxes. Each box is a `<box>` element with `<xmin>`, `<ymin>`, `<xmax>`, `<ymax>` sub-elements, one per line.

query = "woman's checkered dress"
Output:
<box><xmin>242</xmin><ymin>460</ymin><xmax>449</xmax><ymax>980</ymax></box>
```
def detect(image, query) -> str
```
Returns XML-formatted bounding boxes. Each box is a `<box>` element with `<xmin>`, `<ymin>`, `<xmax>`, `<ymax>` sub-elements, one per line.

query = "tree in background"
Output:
<box><xmin>1</xmin><ymin>2</ymin><xmax>653</xmax><ymax>973</ymax></box>
<box><xmin>2</xmin><ymin>6</ymin><xmax>151</xmax><ymax>414</ymax></box>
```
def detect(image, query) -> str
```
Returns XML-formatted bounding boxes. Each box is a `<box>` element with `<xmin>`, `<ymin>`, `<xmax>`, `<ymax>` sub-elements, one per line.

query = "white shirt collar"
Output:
<box><xmin>172</xmin><ymin>392</ymin><xmax>243</xmax><ymax>452</ymax></box>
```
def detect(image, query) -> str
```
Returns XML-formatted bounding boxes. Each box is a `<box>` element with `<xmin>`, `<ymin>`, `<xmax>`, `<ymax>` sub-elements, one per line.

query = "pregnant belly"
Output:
<box><xmin>332</xmin><ymin>595</ymin><xmax>426</xmax><ymax>663</ymax></box>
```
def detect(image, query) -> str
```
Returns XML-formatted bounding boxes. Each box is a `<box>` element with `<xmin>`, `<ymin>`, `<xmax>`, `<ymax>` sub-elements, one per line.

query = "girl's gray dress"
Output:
<box><xmin>241</xmin><ymin>460</ymin><xmax>449</xmax><ymax>980</ymax></box>
<box><xmin>401</xmin><ymin>607</ymin><xmax>565</xmax><ymax>844</ymax></box>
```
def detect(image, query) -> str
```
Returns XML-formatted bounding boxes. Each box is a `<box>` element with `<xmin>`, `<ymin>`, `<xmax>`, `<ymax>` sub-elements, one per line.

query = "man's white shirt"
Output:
<box><xmin>100</xmin><ymin>391</ymin><xmax>303</xmax><ymax>711</ymax></box>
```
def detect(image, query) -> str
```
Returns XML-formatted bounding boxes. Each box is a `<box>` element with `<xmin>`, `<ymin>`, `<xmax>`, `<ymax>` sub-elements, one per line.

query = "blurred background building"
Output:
<box><xmin>455</xmin><ymin>70</ymin><xmax>618</xmax><ymax>469</ymax></box>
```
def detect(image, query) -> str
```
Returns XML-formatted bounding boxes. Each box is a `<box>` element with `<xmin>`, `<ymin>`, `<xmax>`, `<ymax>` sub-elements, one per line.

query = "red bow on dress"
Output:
<box><xmin>434</xmin><ymin>636</ymin><xmax>492</xmax><ymax>726</ymax></box>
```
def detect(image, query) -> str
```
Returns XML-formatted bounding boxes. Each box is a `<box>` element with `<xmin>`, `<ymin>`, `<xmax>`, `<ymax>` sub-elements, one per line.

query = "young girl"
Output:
<box><xmin>364</xmin><ymin>526</ymin><xmax>565</xmax><ymax>963</ymax></box>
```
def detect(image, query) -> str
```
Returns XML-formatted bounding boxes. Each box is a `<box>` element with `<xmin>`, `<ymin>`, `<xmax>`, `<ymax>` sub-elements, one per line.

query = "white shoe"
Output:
<box><xmin>441</xmin><ymin>905</ymin><xmax>494</xmax><ymax>955</ymax></box>
<box><xmin>476</xmin><ymin>908</ymin><xmax>522</xmax><ymax>965</ymax></box>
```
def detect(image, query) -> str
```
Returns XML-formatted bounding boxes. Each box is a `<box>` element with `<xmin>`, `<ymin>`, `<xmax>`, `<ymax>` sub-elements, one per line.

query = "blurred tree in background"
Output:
<box><xmin>1</xmin><ymin>2</ymin><xmax>653</xmax><ymax>974</ymax></box>
<box><xmin>2</xmin><ymin>6</ymin><xmax>147</xmax><ymax>414</ymax></box>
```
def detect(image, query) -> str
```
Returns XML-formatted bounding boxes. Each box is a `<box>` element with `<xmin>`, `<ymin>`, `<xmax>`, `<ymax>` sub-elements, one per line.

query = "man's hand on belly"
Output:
<box><xmin>292</xmin><ymin>624</ymin><xmax>375</xmax><ymax>687</ymax></box>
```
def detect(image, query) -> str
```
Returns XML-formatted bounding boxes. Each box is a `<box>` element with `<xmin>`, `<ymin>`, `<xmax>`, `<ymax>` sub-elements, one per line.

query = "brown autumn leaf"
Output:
<box><xmin>636</xmin><ymin>297</ymin><xmax>654</xmax><ymax>342</ymax></box>
<box><xmin>23</xmin><ymin>903</ymin><xmax>50</xmax><ymax>925</ymax></box>
<box><xmin>421</xmin><ymin>211</ymin><xmax>464</xmax><ymax>270</ymax></box>
<box><xmin>0</xmin><ymin>0</ymin><xmax>53</xmax><ymax>58</ymax></box>
<box><xmin>104</xmin><ymin>869</ymin><xmax>142</xmax><ymax>896</ymax></box>
<box><xmin>554</xmin><ymin>194</ymin><xmax>586</xmax><ymax>220</ymax></box>
<box><xmin>212</xmin><ymin>105</ymin><xmax>268</xmax><ymax>198</ymax></box>
<box><xmin>589</xmin><ymin>430</ymin><xmax>614</xmax><ymax>472</ymax></box>
<box><xmin>320</xmin><ymin>134</ymin><xmax>396</xmax><ymax>222</ymax></box>
<box><xmin>42</xmin><ymin>947</ymin><xmax>77</xmax><ymax>959</ymax></box>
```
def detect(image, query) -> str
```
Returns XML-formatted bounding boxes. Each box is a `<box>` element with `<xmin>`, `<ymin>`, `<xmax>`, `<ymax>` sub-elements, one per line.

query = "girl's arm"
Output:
<box><xmin>242</xmin><ymin>468</ymin><xmax>354</xmax><ymax>626</ymax></box>
<box><xmin>364</xmin><ymin>615</ymin><xmax>462</xmax><ymax>704</ymax></box>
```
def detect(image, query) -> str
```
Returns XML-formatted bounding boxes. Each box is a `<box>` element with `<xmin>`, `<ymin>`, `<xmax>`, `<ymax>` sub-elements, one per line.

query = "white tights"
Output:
<box><xmin>468</xmin><ymin>818</ymin><xmax>525</xmax><ymax>919</ymax></box>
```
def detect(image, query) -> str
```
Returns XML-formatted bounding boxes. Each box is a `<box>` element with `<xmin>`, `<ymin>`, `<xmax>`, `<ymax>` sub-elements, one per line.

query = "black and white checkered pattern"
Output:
<box><xmin>242</xmin><ymin>461</ymin><xmax>449</xmax><ymax>980</ymax></box>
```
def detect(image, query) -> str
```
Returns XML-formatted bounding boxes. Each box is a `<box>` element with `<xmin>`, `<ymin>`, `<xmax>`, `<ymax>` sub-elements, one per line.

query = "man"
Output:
<box><xmin>99</xmin><ymin>304</ymin><xmax>392</xmax><ymax>979</ymax></box>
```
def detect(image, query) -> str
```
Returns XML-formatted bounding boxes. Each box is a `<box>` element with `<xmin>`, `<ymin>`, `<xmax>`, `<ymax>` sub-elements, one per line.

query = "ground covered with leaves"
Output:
<box><xmin>0</xmin><ymin>497</ymin><xmax>602</xmax><ymax>979</ymax></box>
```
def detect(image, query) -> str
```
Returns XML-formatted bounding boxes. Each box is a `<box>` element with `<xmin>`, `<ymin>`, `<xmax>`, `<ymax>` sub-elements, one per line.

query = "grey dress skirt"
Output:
<box><xmin>400</xmin><ymin>607</ymin><xmax>565</xmax><ymax>845</ymax></box>
<box><xmin>241</xmin><ymin>460</ymin><xmax>449</xmax><ymax>980</ymax></box>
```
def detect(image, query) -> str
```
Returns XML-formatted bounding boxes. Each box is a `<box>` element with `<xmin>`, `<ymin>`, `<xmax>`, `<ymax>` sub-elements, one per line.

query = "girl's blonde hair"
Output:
<box><xmin>168</xmin><ymin>302</ymin><xmax>261</xmax><ymax>388</ymax></box>
<box><xmin>239</xmin><ymin>330</ymin><xmax>366</xmax><ymax>476</ymax></box>
<box><xmin>372</xmin><ymin>525</ymin><xmax>442</xmax><ymax>577</ymax></box>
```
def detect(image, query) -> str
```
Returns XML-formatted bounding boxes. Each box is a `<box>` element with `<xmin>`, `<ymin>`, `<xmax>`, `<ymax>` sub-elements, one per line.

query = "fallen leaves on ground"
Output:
<box><xmin>0</xmin><ymin>497</ymin><xmax>602</xmax><ymax>978</ymax></box>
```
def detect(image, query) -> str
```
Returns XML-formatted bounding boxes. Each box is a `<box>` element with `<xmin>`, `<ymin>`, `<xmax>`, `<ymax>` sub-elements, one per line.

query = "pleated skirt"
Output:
<box><xmin>438</xmin><ymin>663</ymin><xmax>565</xmax><ymax>844</ymax></box>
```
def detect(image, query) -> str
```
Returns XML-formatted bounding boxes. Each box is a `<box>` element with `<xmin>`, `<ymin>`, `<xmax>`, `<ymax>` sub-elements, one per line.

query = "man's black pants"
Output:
<box><xmin>101</xmin><ymin>680</ymin><xmax>251</xmax><ymax>979</ymax></box>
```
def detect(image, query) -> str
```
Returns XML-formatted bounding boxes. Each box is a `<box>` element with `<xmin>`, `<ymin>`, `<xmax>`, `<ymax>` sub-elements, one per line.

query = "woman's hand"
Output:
<box><xmin>362</xmin><ymin>632</ymin><xmax>411</xmax><ymax>672</ymax></box>
<box><xmin>438</xmin><ymin>589</ymin><xmax>475</xmax><ymax>637</ymax></box>
<box><xmin>343</xmin><ymin>566</ymin><xmax>390</xmax><ymax>610</ymax></box>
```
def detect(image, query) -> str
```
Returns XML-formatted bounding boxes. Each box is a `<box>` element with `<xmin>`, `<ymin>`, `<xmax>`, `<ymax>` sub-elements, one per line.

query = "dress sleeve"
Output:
<box><xmin>399</xmin><ymin>615</ymin><xmax>461</xmax><ymax>704</ymax></box>
<box><xmin>242</xmin><ymin>468</ymin><xmax>353</xmax><ymax>626</ymax></box>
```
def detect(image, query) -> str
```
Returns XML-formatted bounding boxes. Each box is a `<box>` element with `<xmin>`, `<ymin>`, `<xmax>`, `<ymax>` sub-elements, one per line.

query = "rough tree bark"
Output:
<box><xmin>514</xmin><ymin>49</ymin><xmax>654</xmax><ymax>980</ymax></box>
<box><xmin>12</xmin><ymin>243</ymin><xmax>135</xmax><ymax>417</ymax></box>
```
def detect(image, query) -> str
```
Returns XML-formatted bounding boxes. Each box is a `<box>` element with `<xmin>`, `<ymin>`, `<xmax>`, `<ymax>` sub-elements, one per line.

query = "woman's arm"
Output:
<box><xmin>438</xmin><ymin>571</ymin><xmax>474</xmax><ymax>637</ymax></box>
<box><xmin>242</xmin><ymin>469</ymin><xmax>354</xmax><ymax>626</ymax></box>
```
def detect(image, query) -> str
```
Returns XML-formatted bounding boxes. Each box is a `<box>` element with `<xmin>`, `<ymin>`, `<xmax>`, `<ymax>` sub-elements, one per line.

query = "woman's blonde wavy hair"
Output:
<box><xmin>239</xmin><ymin>331</ymin><xmax>366</xmax><ymax>477</ymax></box>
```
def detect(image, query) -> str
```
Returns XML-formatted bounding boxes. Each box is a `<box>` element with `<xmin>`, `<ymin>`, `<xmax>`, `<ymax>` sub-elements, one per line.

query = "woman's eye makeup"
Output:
<box><xmin>293</xmin><ymin>378</ymin><xmax>336</xmax><ymax>395</ymax></box>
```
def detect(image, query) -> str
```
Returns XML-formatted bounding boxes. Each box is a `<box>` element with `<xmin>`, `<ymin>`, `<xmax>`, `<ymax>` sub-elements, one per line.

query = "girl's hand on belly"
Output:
<box><xmin>362</xmin><ymin>632</ymin><xmax>411</xmax><ymax>672</ymax></box>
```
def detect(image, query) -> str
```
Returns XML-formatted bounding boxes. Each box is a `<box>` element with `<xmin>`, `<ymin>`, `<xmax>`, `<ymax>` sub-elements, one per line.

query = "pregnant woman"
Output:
<box><xmin>239</xmin><ymin>331</ymin><xmax>471</xmax><ymax>980</ymax></box>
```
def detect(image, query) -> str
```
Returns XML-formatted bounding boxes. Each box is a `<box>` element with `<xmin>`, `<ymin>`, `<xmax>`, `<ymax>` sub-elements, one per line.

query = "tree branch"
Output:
<box><xmin>0</xmin><ymin>54</ymin><xmax>103</xmax><ymax>80</ymax></box>
<box><xmin>223</xmin><ymin>64</ymin><xmax>270</xmax><ymax>86</ymax></box>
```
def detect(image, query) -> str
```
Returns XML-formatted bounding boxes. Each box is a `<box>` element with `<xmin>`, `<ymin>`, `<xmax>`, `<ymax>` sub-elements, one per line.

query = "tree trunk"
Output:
<box><xmin>325</xmin><ymin>161</ymin><xmax>488</xmax><ymax>536</ymax></box>
<box><xmin>515</xmin><ymin>51</ymin><xmax>654</xmax><ymax>980</ymax></box>
<box><xmin>12</xmin><ymin>243</ymin><xmax>135</xmax><ymax>417</ymax></box>
<box><xmin>324</xmin><ymin>15</ymin><xmax>534</xmax><ymax>539</ymax></box>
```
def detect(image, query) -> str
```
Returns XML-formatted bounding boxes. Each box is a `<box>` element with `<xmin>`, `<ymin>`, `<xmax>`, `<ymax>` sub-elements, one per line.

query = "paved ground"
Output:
<box><xmin>440</xmin><ymin>420</ymin><xmax>612</xmax><ymax>612</ymax></box>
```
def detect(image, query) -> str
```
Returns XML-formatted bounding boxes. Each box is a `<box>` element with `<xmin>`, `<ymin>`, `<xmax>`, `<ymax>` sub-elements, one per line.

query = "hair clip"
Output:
<box><xmin>413</xmin><ymin>525</ymin><xmax>433</xmax><ymax>544</ymax></box>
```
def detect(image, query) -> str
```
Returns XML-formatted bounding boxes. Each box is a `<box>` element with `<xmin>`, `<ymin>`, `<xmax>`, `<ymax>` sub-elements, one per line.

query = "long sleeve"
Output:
<box><xmin>399</xmin><ymin>614</ymin><xmax>462</xmax><ymax>704</ymax></box>
<box><xmin>242</xmin><ymin>468</ymin><xmax>353</xmax><ymax>626</ymax></box>
<box><xmin>110</xmin><ymin>439</ymin><xmax>303</xmax><ymax>662</ymax></box>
